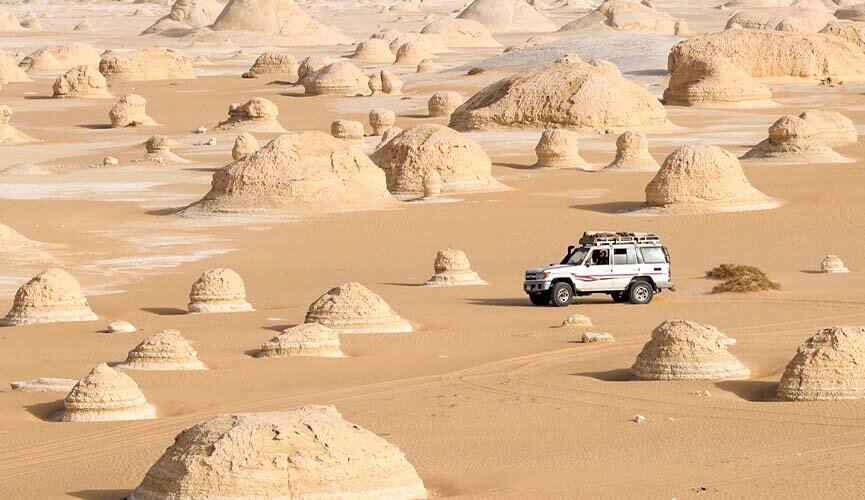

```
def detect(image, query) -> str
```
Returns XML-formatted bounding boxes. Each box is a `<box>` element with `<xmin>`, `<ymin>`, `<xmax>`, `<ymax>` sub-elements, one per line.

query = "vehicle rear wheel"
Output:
<box><xmin>611</xmin><ymin>291</ymin><xmax>629</xmax><ymax>303</ymax></box>
<box><xmin>628</xmin><ymin>281</ymin><xmax>654</xmax><ymax>305</ymax></box>
<box><xmin>549</xmin><ymin>282</ymin><xmax>574</xmax><ymax>307</ymax></box>
<box><xmin>529</xmin><ymin>292</ymin><xmax>550</xmax><ymax>306</ymax></box>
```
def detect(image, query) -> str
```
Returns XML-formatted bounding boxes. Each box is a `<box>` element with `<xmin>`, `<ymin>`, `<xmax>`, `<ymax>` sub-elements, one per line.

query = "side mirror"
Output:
<box><xmin>567</xmin><ymin>245</ymin><xmax>575</xmax><ymax>254</ymax></box>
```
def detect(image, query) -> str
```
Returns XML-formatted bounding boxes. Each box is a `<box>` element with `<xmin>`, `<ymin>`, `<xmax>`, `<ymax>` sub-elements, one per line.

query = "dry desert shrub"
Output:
<box><xmin>706</xmin><ymin>264</ymin><xmax>780</xmax><ymax>293</ymax></box>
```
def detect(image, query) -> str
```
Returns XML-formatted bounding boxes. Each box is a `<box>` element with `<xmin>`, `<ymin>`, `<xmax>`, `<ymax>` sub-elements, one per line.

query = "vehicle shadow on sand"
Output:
<box><xmin>572</xmin><ymin>201</ymin><xmax>645</xmax><ymax>214</ymax></box>
<box><xmin>68</xmin><ymin>490</ymin><xmax>131</xmax><ymax>500</ymax></box>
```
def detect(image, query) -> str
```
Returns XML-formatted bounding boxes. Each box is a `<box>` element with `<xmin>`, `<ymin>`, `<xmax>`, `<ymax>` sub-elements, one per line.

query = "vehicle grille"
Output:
<box><xmin>525</xmin><ymin>272</ymin><xmax>539</xmax><ymax>280</ymax></box>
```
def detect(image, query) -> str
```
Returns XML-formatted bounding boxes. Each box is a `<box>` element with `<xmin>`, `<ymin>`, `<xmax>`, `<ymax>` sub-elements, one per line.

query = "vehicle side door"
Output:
<box><xmin>576</xmin><ymin>245</ymin><xmax>613</xmax><ymax>291</ymax></box>
<box><xmin>612</xmin><ymin>245</ymin><xmax>640</xmax><ymax>289</ymax></box>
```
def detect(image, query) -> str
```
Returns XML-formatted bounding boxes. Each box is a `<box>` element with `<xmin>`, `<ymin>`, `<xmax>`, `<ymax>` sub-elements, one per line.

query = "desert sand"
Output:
<box><xmin>4</xmin><ymin>0</ymin><xmax>865</xmax><ymax>499</ymax></box>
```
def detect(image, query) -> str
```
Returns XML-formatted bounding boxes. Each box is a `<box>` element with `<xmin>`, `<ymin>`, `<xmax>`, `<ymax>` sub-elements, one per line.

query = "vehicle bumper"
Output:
<box><xmin>657</xmin><ymin>282</ymin><xmax>675</xmax><ymax>291</ymax></box>
<box><xmin>524</xmin><ymin>281</ymin><xmax>552</xmax><ymax>293</ymax></box>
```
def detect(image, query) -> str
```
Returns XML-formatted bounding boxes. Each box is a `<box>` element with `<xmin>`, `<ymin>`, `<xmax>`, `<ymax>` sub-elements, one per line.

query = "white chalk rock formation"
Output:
<box><xmin>62</xmin><ymin>364</ymin><xmax>156</xmax><ymax>422</ymax></box>
<box><xmin>428</xmin><ymin>91</ymin><xmax>463</xmax><ymax>118</ymax></box>
<box><xmin>425</xmin><ymin>248</ymin><xmax>487</xmax><ymax>286</ymax></box>
<box><xmin>143</xmin><ymin>135</ymin><xmax>189</xmax><ymax>165</ymax></box>
<box><xmin>305</xmin><ymin>282</ymin><xmax>412</xmax><ymax>334</ymax></box>
<box><xmin>99</xmin><ymin>49</ymin><xmax>195</xmax><ymax>83</ymax></box>
<box><xmin>561</xmin><ymin>313</ymin><xmax>593</xmax><ymax>328</ymax></box>
<box><xmin>394</xmin><ymin>42</ymin><xmax>428</xmax><ymax>66</ymax></box>
<box><xmin>110</xmin><ymin>94</ymin><xmax>156</xmax><ymax>128</ymax></box>
<box><xmin>53</xmin><ymin>65</ymin><xmax>112</xmax><ymax>98</ymax></box>
<box><xmin>668</xmin><ymin>30</ymin><xmax>865</xmax><ymax>80</ymax></box>
<box><xmin>0</xmin><ymin>5</ymin><xmax>24</xmax><ymax>31</ymax></box>
<box><xmin>0</xmin><ymin>222</ymin><xmax>37</xmax><ymax>251</ymax></box>
<box><xmin>0</xmin><ymin>50</ymin><xmax>31</xmax><ymax>84</ymax></box>
<box><xmin>211</xmin><ymin>0</ymin><xmax>353</xmax><ymax>45</ymax></box>
<box><xmin>231</xmin><ymin>132</ymin><xmax>259</xmax><ymax>160</ymax></box>
<box><xmin>582</xmin><ymin>331</ymin><xmax>615</xmax><ymax>343</ymax></box>
<box><xmin>725</xmin><ymin>4</ymin><xmax>834</xmax><ymax>34</ymax></box>
<box><xmin>420</xmin><ymin>18</ymin><xmax>502</xmax><ymax>47</ymax></box>
<box><xmin>296</xmin><ymin>55</ymin><xmax>330</xmax><ymax>83</ymax></box>
<box><xmin>370</xmin><ymin>124</ymin><xmax>502</xmax><ymax>198</ymax></box>
<box><xmin>450</xmin><ymin>54</ymin><xmax>668</xmax><ymax>132</ymax></box>
<box><xmin>352</xmin><ymin>39</ymin><xmax>396</xmax><ymax>63</ymax></box>
<box><xmin>645</xmin><ymin>144</ymin><xmax>777</xmax><ymax>212</ymax></box>
<box><xmin>821</xmin><ymin>255</ymin><xmax>849</xmax><ymax>273</ymax></box>
<box><xmin>799</xmin><ymin>109</ymin><xmax>858</xmax><ymax>146</ymax></box>
<box><xmin>331</xmin><ymin>120</ymin><xmax>365</xmax><ymax>142</ymax></box>
<box><xmin>1</xmin><ymin>268</ymin><xmax>97</xmax><ymax>326</ymax></box>
<box><xmin>187</xmin><ymin>268</ymin><xmax>254</xmax><ymax>313</ymax></box>
<box><xmin>417</xmin><ymin>58</ymin><xmax>439</xmax><ymax>73</ymax></box>
<box><xmin>664</xmin><ymin>56</ymin><xmax>774</xmax><ymax>107</ymax></box>
<box><xmin>0</xmin><ymin>106</ymin><xmax>38</xmax><ymax>145</ymax></box>
<box><xmin>258</xmin><ymin>323</ymin><xmax>343</xmax><ymax>358</ymax></box>
<box><xmin>73</xmin><ymin>18</ymin><xmax>93</xmax><ymax>32</ymax></box>
<box><xmin>118</xmin><ymin>329</ymin><xmax>207</xmax><ymax>370</ymax></box>
<box><xmin>215</xmin><ymin>97</ymin><xmax>285</xmax><ymax>133</ymax></box>
<box><xmin>457</xmin><ymin>0</ymin><xmax>556</xmax><ymax>33</ymax></box>
<box><xmin>242</xmin><ymin>52</ymin><xmax>298</xmax><ymax>79</ymax></box>
<box><xmin>19</xmin><ymin>43</ymin><xmax>101</xmax><ymax>72</ymax></box>
<box><xmin>742</xmin><ymin>115</ymin><xmax>845</xmax><ymax>163</ymax></box>
<box><xmin>777</xmin><ymin>326</ymin><xmax>865</xmax><ymax>401</ymax></box>
<box><xmin>141</xmin><ymin>0</ymin><xmax>224</xmax><ymax>36</ymax></box>
<box><xmin>303</xmin><ymin>61</ymin><xmax>369</xmax><ymax>96</ymax></box>
<box><xmin>369</xmin><ymin>108</ymin><xmax>396</xmax><ymax>136</ymax></box>
<box><xmin>11</xmin><ymin>377</ymin><xmax>77</xmax><ymax>393</ymax></box>
<box><xmin>605</xmin><ymin>131</ymin><xmax>659</xmax><ymax>171</ymax></box>
<box><xmin>106</xmin><ymin>320</ymin><xmax>137</xmax><ymax>333</ymax></box>
<box><xmin>128</xmin><ymin>406</ymin><xmax>426</xmax><ymax>499</ymax></box>
<box><xmin>631</xmin><ymin>320</ymin><xmax>751</xmax><ymax>380</ymax></box>
<box><xmin>559</xmin><ymin>0</ymin><xmax>685</xmax><ymax>35</ymax></box>
<box><xmin>534</xmin><ymin>129</ymin><xmax>588</xmax><ymax>169</ymax></box>
<box><xmin>183</xmin><ymin>132</ymin><xmax>396</xmax><ymax>215</ymax></box>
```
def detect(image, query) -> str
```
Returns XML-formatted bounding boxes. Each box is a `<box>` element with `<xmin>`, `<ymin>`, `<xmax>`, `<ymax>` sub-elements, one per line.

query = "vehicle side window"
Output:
<box><xmin>640</xmin><ymin>247</ymin><xmax>667</xmax><ymax>264</ymax></box>
<box><xmin>614</xmin><ymin>248</ymin><xmax>637</xmax><ymax>265</ymax></box>
<box><xmin>590</xmin><ymin>249</ymin><xmax>609</xmax><ymax>266</ymax></box>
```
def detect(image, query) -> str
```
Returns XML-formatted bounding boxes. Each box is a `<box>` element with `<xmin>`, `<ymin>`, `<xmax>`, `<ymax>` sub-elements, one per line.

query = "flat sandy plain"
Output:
<box><xmin>3</xmin><ymin>0</ymin><xmax>865</xmax><ymax>498</ymax></box>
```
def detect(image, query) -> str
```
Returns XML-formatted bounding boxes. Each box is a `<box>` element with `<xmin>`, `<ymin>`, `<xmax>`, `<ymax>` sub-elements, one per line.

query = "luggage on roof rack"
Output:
<box><xmin>578</xmin><ymin>231</ymin><xmax>661</xmax><ymax>245</ymax></box>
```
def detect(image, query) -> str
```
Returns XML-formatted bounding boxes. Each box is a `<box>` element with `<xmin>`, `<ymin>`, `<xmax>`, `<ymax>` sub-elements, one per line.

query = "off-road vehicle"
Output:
<box><xmin>523</xmin><ymin>232</ymin><xmax>673</xmax><ymax>306</ymax></box>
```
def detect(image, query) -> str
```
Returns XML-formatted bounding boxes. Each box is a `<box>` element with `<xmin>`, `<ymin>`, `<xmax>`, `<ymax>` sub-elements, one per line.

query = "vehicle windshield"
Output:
<box><xmin>560</xmin><ymin>247</ymin><xmax>589</xmax><ymax>265</ymax></box>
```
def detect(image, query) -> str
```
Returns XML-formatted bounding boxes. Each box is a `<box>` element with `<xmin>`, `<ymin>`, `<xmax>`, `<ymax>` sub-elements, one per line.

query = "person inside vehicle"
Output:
<box><xmin>592</xmin><ymin>249</ymin><xmax>609</xmax><ymax>266</ymax></box>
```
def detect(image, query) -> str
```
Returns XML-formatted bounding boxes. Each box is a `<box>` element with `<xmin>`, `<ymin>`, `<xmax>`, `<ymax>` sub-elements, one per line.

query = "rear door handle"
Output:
<box><xmin>653</xmin><ymin>267</ymin><xmax>662</xmax><ymax>271</ymax></box>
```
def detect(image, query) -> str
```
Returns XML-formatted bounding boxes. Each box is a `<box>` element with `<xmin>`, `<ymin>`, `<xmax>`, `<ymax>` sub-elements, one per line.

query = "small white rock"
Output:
<box><xmin>106</xmin><ymin>320</ymin><xmax>137</xmax><ymax>333</ymax></box>
<box><xmin>581</xmin><ymin>331</ymin><xmax>615</xmax><ymax>343</ymax></box>
<box><xmin>205</xmin><ymin>138</ymin><xmax>216</xmax><ymax>146</ymax></box>
<box><xmin>103</xmin><ymin>156</ymin><xmax>119</xmax><ymax>166</ymax></box>
<box><xmin>632</xmin><ymin>415</ymin><xmax>646</xmax><ymax>424</ymax></box>
<box><xmin>195</xmin><ymin>126</ymin><xmax>207</xmax><ymax>134</ymax></box>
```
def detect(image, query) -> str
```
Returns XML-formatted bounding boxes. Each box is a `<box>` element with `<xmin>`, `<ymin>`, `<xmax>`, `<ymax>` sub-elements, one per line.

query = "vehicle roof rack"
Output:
<box><xmin>578</xmin><ymin>231</ymin><xmax>661</xmax><ymax>245</ymax></box>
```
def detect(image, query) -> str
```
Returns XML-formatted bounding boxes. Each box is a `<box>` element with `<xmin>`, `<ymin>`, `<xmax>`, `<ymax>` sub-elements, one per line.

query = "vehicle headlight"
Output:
<box><xmin>540</xmin><ymin>272</ymin><xmax>550</xmax><ymax>280</ymax></box>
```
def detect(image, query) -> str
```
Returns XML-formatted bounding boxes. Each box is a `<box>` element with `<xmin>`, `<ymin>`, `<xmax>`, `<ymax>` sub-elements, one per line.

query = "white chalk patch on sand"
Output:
<box><xmin>78</xmin><ymin>249</ymin><xmax>236</xmax><ymax>274</ymax></box>
<box><xmin>0</xmin><ymin>182</ymin><xmax>166</xmax><ymax>201</ymax></box>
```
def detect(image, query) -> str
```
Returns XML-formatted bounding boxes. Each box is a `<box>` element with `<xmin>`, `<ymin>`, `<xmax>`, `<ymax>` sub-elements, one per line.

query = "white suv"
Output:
<box><xmin>523</xmin><ymin>232</ymin><xmax>673</xmax><ymax>306</ymax></box>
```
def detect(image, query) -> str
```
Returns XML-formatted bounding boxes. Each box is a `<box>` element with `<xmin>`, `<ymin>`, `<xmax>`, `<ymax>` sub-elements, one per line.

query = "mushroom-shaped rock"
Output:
<box><xmin>19</xmin><ymin>43</ymin><xmax>101</xmax><ymax>72</ymax></box>
<box><xmin>777</xmin><ymin>326</ymin><xmax>865</xmax><ymax>401</ymax></box>
<box><xmin>215</xmin><ymin>97</ymin><xmax>285</xmax><ymax>133</ymax></box>
<box><xmin>258</xmin><ymin>323</ymin><xmax>343</xmax><ymax>358</ymax></box>
<box><xmin>381</xmin><ymin>70</ymin><xmax>403</xmax><ymax>95</ymax></box>
<box><xmin>183</xmin><ymin>132</ymin><xmax>396</xmax><ymax>215</ymax></box>
<box><xmin>631</xmin><ymin>320</ymin><xmax>751</xmax><ymax>381</ymax></box>
<box><xmin>559</xmin><ymin>0</ymin><xmax>683</xmax><ymax>35</ymax></box>
<box><xmin>645</xmin><ymin>144</ymin><xmax>777</xmax><ymax>212</ymax></box>
<box><xmin>420</xmin><ymin>18</ymin><xmax>502</xmax><ymax>48</ymax></box>
<box><xmin>231</xmin><ymin>132</ymin><xmax>259</xmax><ymax>160</ymax></box>
<box><xmin>110</xmin><ymin>94</ymin><xmax>156</xmax><ymax>128</ymax></box>
<box><xmin>118</xmin><ymin>329</ymin><xmax>207</xmax><ymax>370</ymax></box>
<box><xmin>664</xmin><ymin>56</ymin><xmax>774</xmax><ymax>107</ymax></box>
<box><xmin>534</xmin><ymin>129</ymin><xmax>587</xmax><ymax>169</ymax></box>
<box><xmin>141</xmin><ymin>0</ymin><xmax>224</xmax><ymax>35</ymax></box>
<box><xmin>799</xmin><ymin>110</ymin><xmax>858</xmax><ymax>146</ymax></box>
<box><xmin>369</xmin><ymin>108</ymin><xmax>396</xmax><ymax>136</ymax></box>
<box><xmin>450</xmin><ymin>55</ymin><xmax>668</xmax><ymax>132</ymax></box>
<box><xmin>210</xmin><ymin>0</ymin><xmax>353</xmax><ymax>45</ymax></box>
<box><xmin>370</xmin><ymin>124</ymin><xmax>502</xmax><ymax>198</ymax></box>
<box><xmin>1</xmin><ymin>268</ymin><xmax>97</xmax><ymax>326</ymax></box>
<box><xmin>605</xmin><ymin>131</ymin><xmax>659</xmax><ymax>171</ymax></box>
<box><xmin>188</xmin><ymin>268</ymin><xmax>254</xmax><ymax>313</ymax></box>
<box><xmin>425</xmin><ymin>249</ymin><xmax>487</xmax><ymax>286</ymax></box>
<box><xmin>352</xmin><ymin>39</ymin><xmax>396</xmax><ymax>63</ymax></box>
<box><xmin>303</xmin><ymin>61</ymin><xmax>369</xmax><ymax>96</ymax></box>
<box><xmin>457</xmin><ymin>0</ymin><xmax>556</xmax><ymax>33</ymax></box>
<box><xmin>428</xmin><ymin>91</ymin><xmax>463</xmax><ymax>118</ymax></box>
<box><xmin>668</xmin><ymin>30</ymin><xmax>865</xmax><ymax>80</ymax></box>
<box><xmin>0</xmin><ymin>105</ymin><xmax>38</xmax><ymax>145</ymax></box>
<box><xmin>241</xmin><ymin>52</ymin><xmax>298</xmax><ymax>79</ymax></box>
<box><xmin>296</xmin><ymin>55</ymin><xmax>330</xmax><ymax>83</ymax></box>
<box><xmin>128</xmin><ymin>406</ymin><xmax>426</xmax><ymax>499</ymax></box>
<box><xmin>99</xmin><ymin>49</ymin><xmax>195</xmax><ymax>83</ymax></box>
<box><xmin>331</xmin><ymin>120</ymin><xmax>365</xmax><ymax>142</ymax></box>
<box><xmin>394</xmin><ymin>42</ymin><xmax>428</xmax><ymax>66</ymax></box>
<box><xmin>742</xmin><ymin>115</ymin><xmax>844</xmax><ymax>163</ymax></box>
<box><xmin>62</xmin><ymin>364</ymin><xmax>156</xmax><ymax>422</ymax></box>
<box><xmin>53</xmin><ymin>65</ymin><xmax>112</xmax><ymax>98</ymax></box>
<box><xmin>821</xmin><ymin>255</ymin><xmax>849</xmax><ymax>274</ymax></box>
<box><xmin>305</xmin><ymin>282</ymin><xmax>412</xmax><ymax>334</ymax></box>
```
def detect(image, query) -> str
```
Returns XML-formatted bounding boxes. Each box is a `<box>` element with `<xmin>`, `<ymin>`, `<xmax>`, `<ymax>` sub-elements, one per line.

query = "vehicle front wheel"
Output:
<box><xmin>611</xmin><ymin>291</ymin><xmax>629</xmax><ymax>303</ymax></box>
<box><xmin>628</xmin><ymin>281</ymin><xmax>654</xmax><ymax>305</ymax></box>
<box><xmin>549</xmin><ymin>282</ymin><xmax>574</xmax><ymax>307</ymax></box>
<box><xmin>529</xmin><ymin>292</ymin><xmax>550</xmax><ymax>306</ymax></box>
